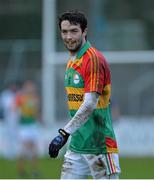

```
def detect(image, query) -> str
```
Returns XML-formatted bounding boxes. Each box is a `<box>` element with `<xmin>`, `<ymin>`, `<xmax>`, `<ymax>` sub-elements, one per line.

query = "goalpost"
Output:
<box><xmin>42</xmin><ymin>0</ymin><xmax>56</xmax><ymax>126</ymax></box>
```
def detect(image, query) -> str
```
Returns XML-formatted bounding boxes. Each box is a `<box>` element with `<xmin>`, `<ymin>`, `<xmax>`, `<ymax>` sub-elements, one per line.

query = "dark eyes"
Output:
<box><xmin>72</xmin><ymin>29</ymin><xmax>78</xmax><ymax>33</ymax></box>
<box><xmin>61</xmin><ymin>30</ymin><xmax>67</xmax><ymax>34</ymax></box>
<box><xmin>61</xmin><ymin>29</ymin><xmax>79</xmax><ymax>34</ymax></box>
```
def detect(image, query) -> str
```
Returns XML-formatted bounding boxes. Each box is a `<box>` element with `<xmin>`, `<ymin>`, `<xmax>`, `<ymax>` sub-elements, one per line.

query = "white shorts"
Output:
<box><xmin>61</xmin><ymin>150</ymin><xmax>121</xmax><ymax>179</ymax></box>
<box><xmin>18</xmin><ymin>123</ymin><xmax>39</xmax><ymax>143</ymax></box>
<box><xmin>18</xmin><ymin>123</ymin><xmax>39</xmax><ymax>158</ymax></box>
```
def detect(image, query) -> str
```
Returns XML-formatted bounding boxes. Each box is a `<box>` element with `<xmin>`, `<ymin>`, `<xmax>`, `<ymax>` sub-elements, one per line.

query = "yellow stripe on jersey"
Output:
<box><xmin>74</xmin><ymin>57</ymin><xmax>83</xmax><ymax>67</ymax></box>
<box><xmin>66</xmin><ymin>57</ymin><xmax>83</xmax><ymax>69</ymax></box>
<box><xmin>86</xmin><ymin>50</ymin><xmax>93</xmax><ymax>91</ymax></box>
<box><xmin>87</xmin><ymin>48</ymin><xmax>100</xmax><ymax>92</ymax></box>
<box><xmin>97</xmin><ymin>84</ymin><xmax>111</xmax><ymax>108</ymax></box>
<box><xmin>90</xmin><ymin>48</ymin><xmax>100</xmax><ymax>91</ymax></box>
<box><xmin>67</xmin><ymin>60</ymin><xmax>73</xmax><ymax>69</ymax></box>
<box><xmin>66</xmin><ymin>87</ymin><xmax>84</xmax><ymax>95</ymax></box>
<box><xmin>106</xmin><ymin>147</ymin><xmax>119</xmax><ymax>153</ymax></box>
<box><xmin>65</xmin><ymin>87</ymin><xmax>84</xmax><ymax>110</ymax></box>
<box><xmin>66</xmin><ymin>84</ymin><xmax>111</xmax><ymax>110</ymax></box>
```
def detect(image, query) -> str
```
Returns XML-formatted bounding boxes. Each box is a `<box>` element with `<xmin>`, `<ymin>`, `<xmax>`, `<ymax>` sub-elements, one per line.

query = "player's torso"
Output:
<box><xmin>64</xmin><ymin>42</ymin><xmax>118</xmax><ymax>154</ymax></box>
<box><xmin>65</xmin><ymin>57</ymin><xmax>117</xmax><ymax>154</ymax></box>
<box><xmin>17</xmin><ymin>94</ymin><xmax>38</xmax><ymax>124</ymax></box>
<box><xmin>65</xmin><ymin>57</ymin><xmax>85</xmax><ymax>114</ymax></box>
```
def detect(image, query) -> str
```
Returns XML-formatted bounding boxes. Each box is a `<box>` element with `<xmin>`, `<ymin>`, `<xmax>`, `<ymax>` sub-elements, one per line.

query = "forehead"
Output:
<box><xmin>61</xmin><ymin>20</ymin><xmax>81</xmax><ymax>30</ymax></box>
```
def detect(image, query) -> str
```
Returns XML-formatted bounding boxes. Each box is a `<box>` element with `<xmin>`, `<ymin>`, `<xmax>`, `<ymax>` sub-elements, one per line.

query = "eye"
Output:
<box><xmin>61</xmin><ymin>30</ymin><xmax>67</xmax><ymax>34</ymax></box>
<box><xmin>71</xmin><ymin>29</ymin><xmax>79</xmax><ymax>33</ymax></box>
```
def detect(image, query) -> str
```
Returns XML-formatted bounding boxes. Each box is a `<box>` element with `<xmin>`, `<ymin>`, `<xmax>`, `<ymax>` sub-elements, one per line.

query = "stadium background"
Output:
<box><xmin>0</xmin><ymin>0</ymin><xmax>154</xmax><ymax>178</ymax></box>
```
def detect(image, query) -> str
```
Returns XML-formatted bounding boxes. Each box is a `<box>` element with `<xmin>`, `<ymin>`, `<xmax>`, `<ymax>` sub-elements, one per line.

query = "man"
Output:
<box><xmin>49</xmin><ymin>10</ymin><xmax>121</xmax><ymax>179</ymax></box>
<box><xmin>16</xmin><ymin>80</ymin><xmax>41</xmax><ymax>178</ymax></box>
<box><xmin>0</xmin><ymin>83</ymin><xmax>19</xmax><ymax>158</ymax></box>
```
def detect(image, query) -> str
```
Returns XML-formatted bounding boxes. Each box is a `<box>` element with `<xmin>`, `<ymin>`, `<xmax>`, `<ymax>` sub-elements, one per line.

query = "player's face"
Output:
<box><xmin>60</xmin><ymin>20</ymin><xmax>87</xmax><ymax>55</ymax></box>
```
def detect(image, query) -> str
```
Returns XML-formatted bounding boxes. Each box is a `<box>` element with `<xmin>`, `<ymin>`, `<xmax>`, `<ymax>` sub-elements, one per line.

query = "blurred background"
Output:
<box><xmin>0</xmin><ymin>0</ymin><xmax>154</xmax><ymax>178</ymax></box>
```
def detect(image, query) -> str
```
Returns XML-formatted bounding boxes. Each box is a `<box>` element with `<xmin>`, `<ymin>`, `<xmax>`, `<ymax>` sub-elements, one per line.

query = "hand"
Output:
<box><xmin>49</xmin><ymin>129</ymin><xmax>70</xmax><ymax>158</ymax></box>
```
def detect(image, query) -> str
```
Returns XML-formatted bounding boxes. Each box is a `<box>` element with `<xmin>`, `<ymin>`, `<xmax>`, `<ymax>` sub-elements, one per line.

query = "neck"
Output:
<box><xmin>70</xmin><ymin>54</ymin><xmax>76</xmax><ymax>61</ymax></box>
<box><xmin>69</xmin><ymin>52</ymin><xmax>76</xmax><ymax>56</ymax></box>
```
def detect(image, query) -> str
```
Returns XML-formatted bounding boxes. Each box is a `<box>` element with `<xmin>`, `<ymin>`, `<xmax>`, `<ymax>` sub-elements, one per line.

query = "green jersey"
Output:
<box><xmin>65</xmin><ymin>41</ymin><xmax>118</xmax><ymax>154</ymax></box>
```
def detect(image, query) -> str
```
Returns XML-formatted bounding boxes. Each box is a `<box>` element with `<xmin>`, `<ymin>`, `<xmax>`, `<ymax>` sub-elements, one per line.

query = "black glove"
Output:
<box><xmin>49</xmin><ymin>129</ymin><xmax>70</xmax><ymax>158</ymax></box>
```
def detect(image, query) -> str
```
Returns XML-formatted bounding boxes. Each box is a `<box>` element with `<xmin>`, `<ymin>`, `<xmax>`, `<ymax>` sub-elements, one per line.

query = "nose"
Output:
<box><xmin>66</xmin><ymin>32</ymin><xmax>72</xmax><ymax>39</ymax></box>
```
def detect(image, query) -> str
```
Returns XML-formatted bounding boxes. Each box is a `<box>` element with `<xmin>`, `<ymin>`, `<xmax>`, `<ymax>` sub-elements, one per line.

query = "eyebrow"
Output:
<box><xmin>61</xmin><ymin>27</ymin><xmax>80</xmax><ymax>31</ymax></box>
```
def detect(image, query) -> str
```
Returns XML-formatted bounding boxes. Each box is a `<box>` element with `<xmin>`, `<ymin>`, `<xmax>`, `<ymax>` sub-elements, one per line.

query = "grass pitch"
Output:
<box><xmin>0</xmin><ymin>156</ymin><xmax>154</xmax><ymax>179</ymax></box>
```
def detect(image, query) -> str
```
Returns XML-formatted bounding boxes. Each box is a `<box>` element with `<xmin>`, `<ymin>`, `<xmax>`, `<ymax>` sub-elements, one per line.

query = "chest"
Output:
<box><xmin>65</xmin><ymin>67</ymin><xmax>84</xmax><ymax>88</ymax></box>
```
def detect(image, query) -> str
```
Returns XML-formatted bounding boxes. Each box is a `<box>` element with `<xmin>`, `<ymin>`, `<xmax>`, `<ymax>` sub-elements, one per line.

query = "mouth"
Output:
<box><xmin>66</xmin><ymin>41</ymin><xmax>75</xmax><ymax>46</ymax></box>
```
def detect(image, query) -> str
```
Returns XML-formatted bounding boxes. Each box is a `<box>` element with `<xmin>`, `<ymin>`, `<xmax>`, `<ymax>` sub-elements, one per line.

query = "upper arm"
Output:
<box><xmin>83</xmin><ymin>51</ymin><xmax>105</xmax><ymax>94</ymax></box>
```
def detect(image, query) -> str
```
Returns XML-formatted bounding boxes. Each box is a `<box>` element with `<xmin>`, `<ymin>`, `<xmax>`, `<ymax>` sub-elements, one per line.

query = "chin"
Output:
<box><xmin>69</xmin><ymin>48</ymin><xmax>78</xmax><ymax>53</ymax></box>
<box><xmin>67</xmin><ymin>47</ymin><xmax>76</xmax><ymax>51</ymax></box>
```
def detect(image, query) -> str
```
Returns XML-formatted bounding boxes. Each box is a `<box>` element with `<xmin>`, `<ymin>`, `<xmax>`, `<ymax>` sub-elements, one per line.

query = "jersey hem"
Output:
<box><xmin>69</xmin><ymin>146</ymin><xmax>118</xmax><ymax>154</ymax></box>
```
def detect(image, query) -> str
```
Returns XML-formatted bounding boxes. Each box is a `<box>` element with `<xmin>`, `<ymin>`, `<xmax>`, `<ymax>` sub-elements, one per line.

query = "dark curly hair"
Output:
<box><xmin>58</xmin><ymin>10</ymin><xmax>87</xmax><ymax>32</ymax></box>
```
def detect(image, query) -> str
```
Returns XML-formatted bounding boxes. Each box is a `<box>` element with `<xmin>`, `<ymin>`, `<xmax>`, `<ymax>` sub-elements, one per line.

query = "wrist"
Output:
<box><xmin>58</xmin><ymin>129</ymin><xmax>70</xmax><ymax>139</ymax></box>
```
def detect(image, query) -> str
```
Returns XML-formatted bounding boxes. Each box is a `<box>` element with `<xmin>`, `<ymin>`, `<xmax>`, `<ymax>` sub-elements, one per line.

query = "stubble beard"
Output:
<box><xmin>65</xmin><ymin>39</ymin><xmax>83</xmax><ymax>54</ymax></box>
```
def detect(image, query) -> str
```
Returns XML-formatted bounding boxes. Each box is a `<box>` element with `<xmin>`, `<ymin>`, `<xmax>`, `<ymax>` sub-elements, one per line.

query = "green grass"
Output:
<box><xmin>0</xmin><ymin>157</ymin><xmax>63</xmax><ymax>179</ymax></box>
<box><xmin>120</xmin><ymin>157</ymin><xmax>154</xmax><ymax>179</ymax></box>
<box><xmin>0</xmin><ymin>157</ymin><xmax>154</xmax><ymax>179</ymax></box>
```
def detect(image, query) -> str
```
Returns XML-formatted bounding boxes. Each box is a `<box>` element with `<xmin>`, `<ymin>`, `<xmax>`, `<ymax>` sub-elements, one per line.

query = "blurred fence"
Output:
<box><xmin>1</xmin><ymin>117</ymin><xmax>154</xmax><ymax>158</ymax></box>
<box><xmin>0</xmin><ymin>40</ymin><xmax>154</xmax><ymax>120</ymax></box>
<box><xmin>0</xmin><ymin>40</ymin><xmax>41</xmax><ymax>87</ymax></box>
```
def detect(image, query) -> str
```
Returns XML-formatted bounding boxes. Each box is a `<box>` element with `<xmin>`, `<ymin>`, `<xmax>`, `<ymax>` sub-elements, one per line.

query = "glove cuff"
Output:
<box><xmin>58</xmin><ymin>129</ymin><xmax>70</xmax><ymax>138</ymax></box>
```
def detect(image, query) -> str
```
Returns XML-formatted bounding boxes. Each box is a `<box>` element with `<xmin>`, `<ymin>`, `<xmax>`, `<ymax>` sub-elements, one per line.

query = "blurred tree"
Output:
<box><xmin>0</xmin><ymin>0</ymin><xmax>42</xmax><ymax>39</ymax></box>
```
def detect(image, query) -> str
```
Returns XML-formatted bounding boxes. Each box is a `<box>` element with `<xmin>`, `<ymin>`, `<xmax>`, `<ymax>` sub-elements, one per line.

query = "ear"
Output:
<box><xmin>83</xmin><ymin>28</ymin><xmax>88</xmax><ymax>37</ymax></box>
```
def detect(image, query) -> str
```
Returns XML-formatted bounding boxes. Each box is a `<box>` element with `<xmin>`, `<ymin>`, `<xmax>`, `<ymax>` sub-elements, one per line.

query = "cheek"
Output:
<box><xmin>72</xmin><ymin>34</ymin><xmax>82</xmax><ymax>42</ymax></box>
<box><xmin>61</xmin><ymin>33</ymin><xmax>66</xmax><ymax>39</ymax></box>
<box><xmin>61</xmin><ymin>36</ymin><xmax>67</xmax><ymax>42</ymax></box>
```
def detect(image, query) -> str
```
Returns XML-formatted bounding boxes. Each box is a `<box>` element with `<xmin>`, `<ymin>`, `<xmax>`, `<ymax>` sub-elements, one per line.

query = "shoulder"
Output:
<box><xmin>83</xmin><ymin>46</ymin><xmax>107</xmax><ymax>65</ymax></box>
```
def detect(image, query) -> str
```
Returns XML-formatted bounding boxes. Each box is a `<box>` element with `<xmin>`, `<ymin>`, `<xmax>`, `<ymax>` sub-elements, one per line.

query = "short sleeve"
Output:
<box><xmin>83</xmin><ymin>53</ymin><xmax>105</xmax><ymax>94</ymax></box>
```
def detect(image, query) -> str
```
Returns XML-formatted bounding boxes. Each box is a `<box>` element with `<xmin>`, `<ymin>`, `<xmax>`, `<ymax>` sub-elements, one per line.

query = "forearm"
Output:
<box><xmin>64</xmin><ymin>92</ymin><xmax>99</xmax><ymax>134</ymax></box>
